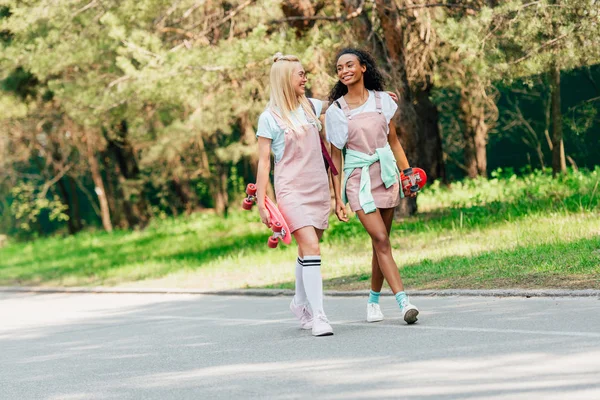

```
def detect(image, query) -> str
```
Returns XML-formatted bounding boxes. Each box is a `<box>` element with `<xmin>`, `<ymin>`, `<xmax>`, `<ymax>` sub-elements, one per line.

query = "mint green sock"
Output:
<box><xmin>395</xmin><ymin>291</ymin><xmax>407</xmax><ymax>308</ymax></box>
<box><xmin>368</xmin><ymin>290</ymin><xmax>380</xmax><ymax>304</ymax></box>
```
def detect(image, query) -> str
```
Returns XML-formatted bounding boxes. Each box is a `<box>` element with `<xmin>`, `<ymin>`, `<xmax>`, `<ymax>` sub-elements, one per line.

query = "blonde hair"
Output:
<box><xmin>267</xmin><ymin>52</ymin><xmax>321</xmax><ymax>131</ymax></box>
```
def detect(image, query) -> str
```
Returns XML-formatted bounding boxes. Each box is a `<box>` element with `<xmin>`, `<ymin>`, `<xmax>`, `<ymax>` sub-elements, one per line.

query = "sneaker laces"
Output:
<box><xmin>400</xmin><ymin>297</ymin><xmax>410</xmax><ymax>310</ymax></box>
<box><xmin>316</xmin><ymin>314</ymin><xmax>329</xmax><ymax>323</ymax></box>
<box><xmin>301</xmin><ymin>306</ymin><xmax>312</xmax><ymax>321</ymax></box>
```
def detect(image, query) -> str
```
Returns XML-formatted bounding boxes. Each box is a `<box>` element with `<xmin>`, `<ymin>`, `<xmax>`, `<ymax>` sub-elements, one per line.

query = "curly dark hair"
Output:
<box><xmin>328</xmin><ymin>48</ymin><xmax>386</xmax><ymax>103</ymax></box>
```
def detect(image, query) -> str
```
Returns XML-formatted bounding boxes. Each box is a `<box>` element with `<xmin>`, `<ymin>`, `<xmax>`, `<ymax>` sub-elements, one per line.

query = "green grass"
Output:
<box><xmin>1</xmin><ymin>168</ymin><xmax>599</xmax><ymax>290</ymax></box>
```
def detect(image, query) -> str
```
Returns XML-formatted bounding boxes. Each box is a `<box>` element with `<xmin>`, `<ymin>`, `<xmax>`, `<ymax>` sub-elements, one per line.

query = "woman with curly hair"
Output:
<box><xmin>326</xmin><ymin>48</ymin><xmax>421</xmax><ymax>325</ymax></box>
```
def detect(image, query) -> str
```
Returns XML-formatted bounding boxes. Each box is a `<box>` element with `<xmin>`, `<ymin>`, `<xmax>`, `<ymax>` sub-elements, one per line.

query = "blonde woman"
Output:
<box><xmin>255</xmin><ymin>53</ymin><xmax>335</xmax><ymax>337</ymax></box>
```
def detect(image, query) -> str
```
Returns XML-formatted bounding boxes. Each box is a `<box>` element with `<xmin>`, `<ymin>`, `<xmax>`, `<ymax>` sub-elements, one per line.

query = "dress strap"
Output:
<box><xmin>269</xmin><ymin>108</ymin><xmax>289</xmax><ymax>131</ymax></box>
<box><xmin>374</xmin><ymin>91</ymin><xmax>383</xmax><ymax>114</ymax></box>
<box><xmin>336</xmin><ymin>96</ymin><xmax>354</xmax><ymax>120</ymax></box>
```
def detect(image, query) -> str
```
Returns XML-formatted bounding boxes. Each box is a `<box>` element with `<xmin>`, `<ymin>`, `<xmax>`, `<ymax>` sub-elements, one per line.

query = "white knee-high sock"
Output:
<box><xmin>301</xmin><ymin>255</ymin><xmax>325</xmax><ymax>317</ymax></box>
<box><xmin>294</xmin><ymin>257</ymin><xmax>308</xmax><ymax>306</ymax></box>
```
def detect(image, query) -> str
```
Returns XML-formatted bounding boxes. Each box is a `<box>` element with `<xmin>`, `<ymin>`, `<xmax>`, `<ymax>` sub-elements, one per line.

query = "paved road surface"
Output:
<box><xmin>1</xmin><ymin>292</ymin><xmax>600</xmax><ymax>399</ymax></box>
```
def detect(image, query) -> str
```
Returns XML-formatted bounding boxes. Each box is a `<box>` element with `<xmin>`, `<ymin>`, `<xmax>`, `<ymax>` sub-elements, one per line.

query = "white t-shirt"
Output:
<box><xmin>325</xmin><ymin>91</ymin><xmax>398</xmax><ymax>150</ymax></box>
<box><xmin>256</xmin><ymin>98</ymin><xmax>324</xmax><ymax>163</ymax></box>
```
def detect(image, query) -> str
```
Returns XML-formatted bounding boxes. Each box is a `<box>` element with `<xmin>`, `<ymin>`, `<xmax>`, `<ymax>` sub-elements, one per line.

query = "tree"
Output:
<box><xmin>458</xmin><ymin>0</ymin><xmax>600</xmax><ymax>176</ymax></box>
<box><xmin>1</xmin><ymin>0</ymin><xmax>598</xmax><ymax>237</ymax></box>
<box><xmin>433</xmin><ymin>5</ymin><xmax>501</xmax><ymax>179</ymax></box>
<box><xmin>369</xmin><ymin>0</ymin><xmax>445</xmax><ymax>214</ymax></box>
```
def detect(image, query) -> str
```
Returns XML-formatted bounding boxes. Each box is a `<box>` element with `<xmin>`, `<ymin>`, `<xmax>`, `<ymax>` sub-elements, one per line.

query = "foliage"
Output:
<box><xmin>9</xmin><ymin>182</ymin><xmax>69</xmax><ymax>233</ymax></box>
<box><xmin>432</xmin><ymin>0</ymin><xmax>600</xmax><ymax>177</ymax></box>
<box><xmin>0</xmin><ymin>169</ymin><xmax>598</xmax><ymax>289</ymax></box>
<box><xmin>0</xmin><ymin>0</ymin><xmax>599</xmax><ymax>237</ymax></box>
<box><xmin>420</xmin><ymin>166</ymin><xmax>600</xmax><ymax>216</ymax></box>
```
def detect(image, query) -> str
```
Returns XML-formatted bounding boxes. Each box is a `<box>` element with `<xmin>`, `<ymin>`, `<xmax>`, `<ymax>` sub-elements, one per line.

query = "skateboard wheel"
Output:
<box><xmin>242</xmin><ymin>198</ymin><xmax>253</xmax><ymax>210</ymax></box>
<box><xmin>272</xmin><ymin>221</ymin><xmax>283</xmax><ymax>232</ymax></box>
<box><xmin>246</xmin><ymin>183</ymin><xmax>257</xmax><ymax>196</ymax></box>
<box><xmin>268</xmin><ymin>236</ymin><xmax>278</xmax><ymax>248</ymax></box>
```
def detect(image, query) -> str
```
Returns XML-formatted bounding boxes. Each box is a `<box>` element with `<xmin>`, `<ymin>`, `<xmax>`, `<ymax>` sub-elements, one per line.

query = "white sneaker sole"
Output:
<box><xmin>313</xmin><ymin>330</ymin><xmax>334</xmax><ymax>337</ymax></box>
<box><xmin>367</xmin><ymin>315</ymin><xmax>384</xmax><ymax>323</ymax></box>
<box><xmin>312</xmin><ymin>320</ymin><xmax>334</xmax><ymax>337</ymax></box>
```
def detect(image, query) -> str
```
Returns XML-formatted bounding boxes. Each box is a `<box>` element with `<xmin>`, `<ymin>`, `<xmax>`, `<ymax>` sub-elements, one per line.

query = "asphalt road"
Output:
<box><xmin>1</xmin><ymin>292</ymin><xmax>600</xmax><ymax>399</ymax></box>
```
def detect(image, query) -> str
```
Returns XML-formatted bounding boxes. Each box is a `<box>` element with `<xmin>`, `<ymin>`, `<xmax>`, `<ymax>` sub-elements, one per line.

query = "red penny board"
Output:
<box><xmin>399</xmin><ymin>167</ymin><xmax>427</xmax><ymax>196</ymax></box>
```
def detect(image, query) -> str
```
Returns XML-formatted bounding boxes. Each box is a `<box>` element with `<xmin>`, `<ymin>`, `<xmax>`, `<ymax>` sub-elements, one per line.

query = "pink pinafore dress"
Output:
<box><xmin>270</xmin><ymin>108</ymin><xmax>330</xmax><ymax>232</ymax></box>
<box><xmin>338</xmin><ymin>91</ymin><xmax>400</xmax><ymax>212</ymax></box>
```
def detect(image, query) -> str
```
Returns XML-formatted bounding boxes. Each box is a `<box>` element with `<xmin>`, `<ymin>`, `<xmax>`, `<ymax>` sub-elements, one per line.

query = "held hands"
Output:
<box><xmin>258</xmin><ymin>204</ymin><xmax>271</xmax><ymax>227</ymax></box>
<box><xmin>335</xmin><ymin>200</ymin><xmax>349</xmax><ymax>222</ymax></box>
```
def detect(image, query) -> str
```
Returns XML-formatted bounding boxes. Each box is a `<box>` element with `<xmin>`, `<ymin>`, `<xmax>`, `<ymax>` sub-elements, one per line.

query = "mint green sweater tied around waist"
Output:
<box><xmin>342</xmin><ymin>143</ymin><xmax>403</xmax><ymax>214</ymax></box>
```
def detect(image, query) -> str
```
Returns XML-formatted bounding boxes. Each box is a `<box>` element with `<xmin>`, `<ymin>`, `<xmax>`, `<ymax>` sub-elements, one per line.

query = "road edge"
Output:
<box><xmin>1</xmin><ymin>286</ymin><xmax>599</xmax><ymax>298</ymax></box>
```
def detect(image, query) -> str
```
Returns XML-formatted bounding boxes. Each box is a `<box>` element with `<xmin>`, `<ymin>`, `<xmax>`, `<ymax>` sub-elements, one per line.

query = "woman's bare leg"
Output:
<box><xmin>357</xmin><ymin>209</ymin><xmax>419</xmax><ymax>324</ymax></box>
<box><xmin>356</xmin><ymin>209</ymin><xmax>404</xmax><ymax>294</ymax></box>
<box><xmin>370</xmin><ymin>208</ymin><xmax>394</xmax><ymax>292</ymax></box>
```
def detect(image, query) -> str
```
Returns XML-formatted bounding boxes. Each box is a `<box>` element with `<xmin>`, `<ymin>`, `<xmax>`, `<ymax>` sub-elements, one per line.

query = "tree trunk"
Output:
<box><xmin>104</xmin><ymin>121</ymin><xmax>151</xmax><ymax>228</ymax></box>
<box><xmin>281</xmin><ymin>0</ymin><xmax>325</xmax><ymax>35</ymax></box>
<box><xmin>56</xmin><ymin>176</ymin><xmax>82</xmax><ymax>235</ymax></box>
<box><xmin>55</xmin><ymin>178</ymin><xmax>75</xmax><ymax>234</ymax></box>
<box><xmin>239</xmin><ymin>113</ymin><xmax>275</xmax><ymax>199</ymax></box>
<box><xmin>213</xmin><ymin>163</ymin><xmax>229</xmax><ymax>217</ymax></box>
<box><xmin>86</xmin><ymin>131</ymin><xmax>113</xmax><ymax>232</ymax></box>
<box><xmin>113</xmin><ymin>162</ymin><xmax>139</xmax><ymax>228</ymax></box>
<box><xmin>48</xmin><ymin>141</ymin><xmax>82</xmax><ymax>234</ymax></box>
<box><xmin>240</xmin><ymin>113</ymin><xmax>259</xmax><ymax>176</ymax></box>
<box><xmin>376</xmin><ymin>0</ymin><xmax>418</xmax><ymax>218</ymax></box>
<box><xmin>414</xmin><ymin>87</ymin><xmax>446</xmax><ymax>183</ymax></box>
<box><xmin>374</xmin><ymin>0</ymin><xmax>444</xmax><ymax>216</ymax></box>
<box><xmin>460</xmin><ymin>88</ymin><xmax>488</xmax><ymax>178</ymax></box>
<box><xmin>101</xmin><ymin>153</ymin><xmax>124</xmax><ymax>228</ymax></box>
<box><xmin>68</xmin><ymin>177</ymin><xmax>82</xmax><ymax>232</ymax></box>
<box><xmin>535</xmin><ymin>142</ymin><xmax>545</xmax><ymax>170</ymax></box>
<box><xmin>550</xmin><ymin>61</ymin><xmax>566</xmax><ymax>177</ymax></box>
<box><xmin>172</xmin><ymin>172</ymin><xmax>197</xmax><ymax>214</ymax></box>
<box><xmin>475</xmin><ymin>126</ymin><xmax>487</xmax><ymax>178</ymax></box>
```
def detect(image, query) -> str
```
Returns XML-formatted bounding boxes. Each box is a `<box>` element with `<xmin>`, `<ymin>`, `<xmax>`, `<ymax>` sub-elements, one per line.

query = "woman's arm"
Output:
<box><xmin>388</xmin><ymin>121</ymin><xmax>418</xmax><ymax>198</ymax></box>
<box><xmin>388</xmin><ymin>121</ymin><xmax>410</xmax><ymax>170</ymax></box>
<box><xmin>331</xmin><ymin>146</ymin><xmax>349</xmax><ymax>222</ymax></box>
<box><xmin>318</xmin><ymin>114</ymin><xmax>327</xmax><ymax>141</ymax></box>
<box><xmin>256</xmin><ymin>136</ymin><xmax>273</xmax><ymax>226</ymax></box>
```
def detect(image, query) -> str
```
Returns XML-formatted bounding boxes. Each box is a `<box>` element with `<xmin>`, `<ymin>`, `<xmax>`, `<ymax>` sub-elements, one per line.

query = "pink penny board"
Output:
<box><xmin>242</xmin><ymin>183</ymin><xmax>292</xmax><ymax>248</ymax></box>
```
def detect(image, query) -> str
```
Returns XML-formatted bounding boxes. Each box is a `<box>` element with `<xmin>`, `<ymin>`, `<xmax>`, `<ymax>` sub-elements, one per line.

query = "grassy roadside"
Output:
<box><xmin>1</xmin><ymin>169</ymin><xmax>599</xmax><ymax>290</ymax></box>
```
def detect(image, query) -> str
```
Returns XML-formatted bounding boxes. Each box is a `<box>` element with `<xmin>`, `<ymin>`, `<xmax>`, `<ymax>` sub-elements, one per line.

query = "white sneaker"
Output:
<box><xmin>312</xmin><ymin>314</ymin><xmax>334</xmax><ymax>337</ymax></box>
<box><xmin>366</xmin><ymin>303</ymin><xmax>384</xmax><ymax>322</ymax></box>
<box><xmin>289</xmin><ymin>299</ymin><xmax>313</xmax><ymax>330</ymax></box>
<box><xmin>399</xmin><ymin>297</ymin><xmax>419</xmax><ymax>324</ymax></box>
